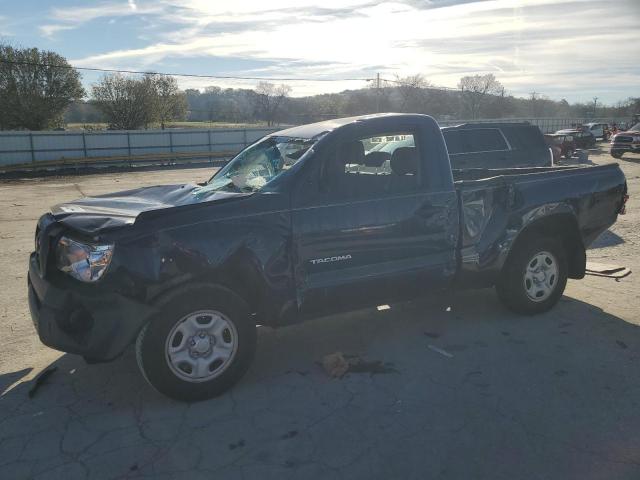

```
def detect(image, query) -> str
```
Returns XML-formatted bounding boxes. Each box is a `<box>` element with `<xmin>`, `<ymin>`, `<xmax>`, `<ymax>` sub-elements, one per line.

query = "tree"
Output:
<box><xmin>92</xmin><ymin>73</ymin><xmax>187</xmax><ymax>130</ymax></box>
<box><xmin>395</xmin><ymin>74</ymin><xmax>430</xmax><ymax>112</ymax></box>
<box><xmin>91</xmin><ymin>73</ymin><xmax>155</xmax><ymax>130</ymax></box>
<box><xmin>0</xmin><ymin>44</ymin><xmax>85</xmax><ymax>130</ymax></box>
<box><xmin>458</xmin><ymin>74</ymin><xmax>503</xmax><ymax>119</ymax></box>
<box><xmin>147</xmin><ymin>74</ymin><xmax>187</xmax><ymax>129</ymax></box>
<box><xmin>253</xmin><ymin>82</ymin><xmax>291</xmax><ymax>126</ymax></box>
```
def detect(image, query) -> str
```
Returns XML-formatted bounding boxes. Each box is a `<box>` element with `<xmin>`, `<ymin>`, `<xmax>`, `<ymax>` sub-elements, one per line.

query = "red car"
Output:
<box><xmin>544</xmin><ymin>133</ymin><xmax>575</xmax><ymax>162</ymax></box>
<box><xmin>610</xmin><ymin>122</ymin><xmax>640</xmax><ymax>159</ymax></box>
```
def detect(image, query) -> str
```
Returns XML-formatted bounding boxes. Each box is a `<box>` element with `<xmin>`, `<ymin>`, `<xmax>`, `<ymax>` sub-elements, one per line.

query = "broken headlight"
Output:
<box><xmin>56</xmin><ymin>236</ymin><xmax>114</xmax><ymax>282</ymax></box>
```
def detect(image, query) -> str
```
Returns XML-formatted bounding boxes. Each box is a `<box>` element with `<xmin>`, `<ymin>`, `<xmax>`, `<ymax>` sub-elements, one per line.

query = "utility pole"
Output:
<box><xmin>593</xmin><ymin>96</ymin><xmax>598</xmax><ymax>118</ymax></box>
<box><xmin>376</xmin><ymin>72</ymin><xmax>380</xmax><ymax>113</ymax></box>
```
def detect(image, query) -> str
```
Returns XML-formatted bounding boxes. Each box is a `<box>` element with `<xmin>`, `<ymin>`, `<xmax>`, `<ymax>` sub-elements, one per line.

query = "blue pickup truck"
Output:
<box><xmin>28</xmin><ymin>114</ymin><xmax>628</xmax><ymax>401</ymax></box>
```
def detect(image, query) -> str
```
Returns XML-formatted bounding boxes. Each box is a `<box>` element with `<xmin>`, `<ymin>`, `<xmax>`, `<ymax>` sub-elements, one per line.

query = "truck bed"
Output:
<box><xmin>452</xmin><ymin>163</ymin><xmax>626</xmax><ymax>287</ymax></box>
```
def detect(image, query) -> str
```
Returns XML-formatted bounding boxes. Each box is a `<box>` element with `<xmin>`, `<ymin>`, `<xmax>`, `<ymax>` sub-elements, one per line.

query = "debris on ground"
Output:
<box><xmin>28</xmin><ymin>367</ymin><xmax>57</xmax><ymax>398</ymax></box>
<box><xmin>616</xmin><ymin>340</ymin><xmax>628</xmax><ymax>349</ymax></box>
<box><xmin>281</xmin><ymin>430</ymin><xmax>298</xmax><ymax>439</ymax></box>
<box><xmin>321</xmin><ymin>352</ymin><xmax>399</xmax><ymax>378</ymax></box>
<box><xmin>424</xmin><ymin>331</ymin><xmax>441</xmax><ymax>338</ymax></box>
<box><xmin>321</xmin><ymin>352</ymin><xmax>350</xmax><ymax>378</ymax></box>
<box><xmin>427</xmin><ymin>345</ymin><xmax>454</xmax><ymax>358</ymax></box>
<box><xmin>585</xmin><ymin>262</ymin><xmax>631</xmax><ymax>279</ymax></box>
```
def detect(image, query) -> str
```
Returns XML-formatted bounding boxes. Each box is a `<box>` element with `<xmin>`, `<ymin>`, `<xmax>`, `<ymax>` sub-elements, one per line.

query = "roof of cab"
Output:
<box><xmin>271</xmin><ymin>113</ymin><xmax>426</xmax><ymax>139</ymax></box>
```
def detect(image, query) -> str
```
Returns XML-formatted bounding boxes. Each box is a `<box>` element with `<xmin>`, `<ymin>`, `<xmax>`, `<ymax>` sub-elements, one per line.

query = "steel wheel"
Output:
<box><xmin>165</xmin><ymin>310</ymin><xmax>239</xmax><ymax>383</ymax></box>
<box><xmin>523</xmin><ymin>251</ymin><xmax>558</xmax><ymax>302</ymax></box>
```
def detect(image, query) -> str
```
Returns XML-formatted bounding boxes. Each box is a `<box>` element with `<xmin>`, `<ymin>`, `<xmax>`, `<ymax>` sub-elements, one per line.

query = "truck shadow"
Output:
<box><xmin>588</xmin><ymin>229</ymin><xmax>625</xmax><ymax>249</ymax></box>
<box><xmin>2</xmin><ymin>289</ymin><xmax>639</xmax><ymax>477</ymax></box>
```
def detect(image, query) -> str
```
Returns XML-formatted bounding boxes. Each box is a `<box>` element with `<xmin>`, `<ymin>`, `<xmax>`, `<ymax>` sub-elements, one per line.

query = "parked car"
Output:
<box><xmin>544</xmin><ymin>133</ymin><xmax>575</xmax><ymax>161</ymax></box>
<box><xmin>28</xmin><ymin>113</ymin><xmax>628</xmax><ymax>401</ymax></box>
<box><xmin>555</xmin><ymin>129</ymin><xmax>596</xmax><ymax>149</ymax></box>
<box><xmin>441</xmin><ymin>122</ymin><xmax>552</xmax><ymax>169</ymax></box>
<box><xmin>610</xmin><ymin>122</ymin><xmax>640</xmax><ymax>159</ymax></box>
<box><xmin>583</xmin><ymin>123</ymin><xmax>610</xmax><ymax>140</ymax></box>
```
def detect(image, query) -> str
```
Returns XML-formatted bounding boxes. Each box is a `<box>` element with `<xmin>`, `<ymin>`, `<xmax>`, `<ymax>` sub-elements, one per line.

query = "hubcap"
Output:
<box><xmin>165</xmin><ymin>310</ymin><xmax>238</xmax><ymax>383</ymax></box>
<box><xmin>523</xmin><ymin>251</ymin><xmax>558</xmax><ymax>302</ymax></box>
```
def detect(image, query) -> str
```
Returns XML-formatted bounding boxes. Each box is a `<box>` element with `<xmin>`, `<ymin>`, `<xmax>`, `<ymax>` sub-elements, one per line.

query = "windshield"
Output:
<box><xmin>194</xmin><ymin>136</ymin><xmax>316</xmax><ymax>196</ymax></box>
<box><xmin>629</xmin><ymin>122</ymin><xmax>640</xmax><ymax>132</ymax></box>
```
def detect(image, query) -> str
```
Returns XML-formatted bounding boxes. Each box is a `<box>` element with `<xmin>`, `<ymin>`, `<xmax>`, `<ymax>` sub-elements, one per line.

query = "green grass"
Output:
<box><xmin>65</xmin><ymin>121</ymin><xmax>272</xmax><ymax>131</ymax></box>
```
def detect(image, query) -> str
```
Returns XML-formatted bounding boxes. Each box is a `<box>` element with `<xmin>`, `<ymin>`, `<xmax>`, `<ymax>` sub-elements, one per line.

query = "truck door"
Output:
<box><xmin>290</xmin><ymin>122</ymin><xmax>459</xmax><ymax>315</ymax></box>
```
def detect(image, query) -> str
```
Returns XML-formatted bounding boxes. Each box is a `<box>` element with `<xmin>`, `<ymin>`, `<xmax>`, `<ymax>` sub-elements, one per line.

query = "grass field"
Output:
<box><xmin>65</xmin><ymin>121</ymin><xmax>272</xmax><ymax>131</ymax></box>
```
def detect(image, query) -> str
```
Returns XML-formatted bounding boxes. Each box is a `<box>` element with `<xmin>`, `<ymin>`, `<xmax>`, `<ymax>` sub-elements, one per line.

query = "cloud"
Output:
<box><xmin>39</xmin><ymin>24</ymin><xmax>75</xmax><ymax>39</ymax></box>
<box><xmin>48</xmin><ymin>0</ymin><xmax>639</xmax><ymax>102</ymax></box>
<box><xmin>49</xmin><ymin>1</ymin><xmax>163</xmax><ymax>24</ymax></box>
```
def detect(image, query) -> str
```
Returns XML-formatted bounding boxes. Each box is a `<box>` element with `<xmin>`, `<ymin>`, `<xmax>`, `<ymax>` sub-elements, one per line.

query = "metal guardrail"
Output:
<box><xmin>0</xmin><ymin>127</ymin><xmax>279</xmax><ymax>169</ymax></box>
<box><xmin>0</xmin><ymin>118</ymin><xmax>626</xmax><ymax>172</ymax></box>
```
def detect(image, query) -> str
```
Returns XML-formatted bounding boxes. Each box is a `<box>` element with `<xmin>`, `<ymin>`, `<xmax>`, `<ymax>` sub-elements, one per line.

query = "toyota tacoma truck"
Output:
<box><xmin>28</xmin><ymin>114</ymin><xmax>628</xmax><ymax>401</ymax></box>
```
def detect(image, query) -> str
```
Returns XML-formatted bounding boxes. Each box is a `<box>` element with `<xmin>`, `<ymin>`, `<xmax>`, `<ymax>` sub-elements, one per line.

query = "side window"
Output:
<box><xmin>442</xmin><ymin>130</ymin><xmax>464</xmax><ymax>154</ymax></box>
<box><xmin>502</xmin><ymin>126</ymin><xmax>546</xmax><ymax>150</ymax></box>
<box><xmin>464</xmin><ymin>129</ymin><xmax>508</xmax><ymax>152</ymax></box>
<box><xmin>327</xmin><ymin>131</ymin><xmax>420</xmax><ymax>199</ymax></box>
<box><xmin>444</xmin><ymin>129</ymin><xmax>507</xmax><ymax>154</ymax></box>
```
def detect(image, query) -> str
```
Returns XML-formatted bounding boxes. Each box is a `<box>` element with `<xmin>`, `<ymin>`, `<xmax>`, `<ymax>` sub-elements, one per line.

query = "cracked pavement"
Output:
<box><xmin>1</xmin><ymin>147</ymin><xmax>640</xmax><ymax>479</ymax></box>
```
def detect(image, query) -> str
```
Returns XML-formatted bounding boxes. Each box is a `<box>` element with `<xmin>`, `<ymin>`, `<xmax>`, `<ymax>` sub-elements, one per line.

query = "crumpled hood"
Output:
<box><xmin>51</xmin><ymin>183</ymin><xmax>249</xmax><ymax>235</ymax></box>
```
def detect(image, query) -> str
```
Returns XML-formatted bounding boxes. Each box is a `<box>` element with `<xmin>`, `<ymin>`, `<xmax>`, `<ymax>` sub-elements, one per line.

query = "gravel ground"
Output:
<box><xmin>0</xmin><ymin>144</ymin><xmax>639</xmax><ymax>479</ymax></box>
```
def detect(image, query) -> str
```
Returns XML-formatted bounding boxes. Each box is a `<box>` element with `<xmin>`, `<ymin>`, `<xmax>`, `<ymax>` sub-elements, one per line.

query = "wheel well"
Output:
<box><xmin>145</xmin><ymin>257</ymin><xmax>275</xmax><ymax>325</ymax></box>
<box><xmin>507</xmin><ymin>214</ymin><xmax>586</xmax><ymax>279</ymax></box>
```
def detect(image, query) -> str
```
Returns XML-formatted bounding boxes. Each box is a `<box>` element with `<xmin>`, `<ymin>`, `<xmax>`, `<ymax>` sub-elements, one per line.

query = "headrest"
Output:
<box><xmin>339</xmin><ymin>140</ymin><xmax>365</xmax><ymax>164</ymax></box>
<box><xmin>362</xmin><ymin>151</ymin><xmax>390</xmax><ymax>167</ymax></box>
<box><xmin>390</xmin><ymin>147</ymin><xmax>418</xmax><ymax>175</ymax></box>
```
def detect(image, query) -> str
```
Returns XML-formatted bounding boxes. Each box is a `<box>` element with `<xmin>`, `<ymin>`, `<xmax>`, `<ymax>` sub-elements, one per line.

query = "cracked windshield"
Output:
<box><xmin>196</xmin><ymin>136</ymin><xmax>316</xmax><ymax>195</ymax></box>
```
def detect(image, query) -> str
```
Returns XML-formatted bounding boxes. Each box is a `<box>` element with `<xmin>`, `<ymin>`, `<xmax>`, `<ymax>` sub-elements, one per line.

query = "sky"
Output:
<box><xmin>0</xmin><ymin>0</ymin><xmax>638</xmax><ymax>104</ymax></box>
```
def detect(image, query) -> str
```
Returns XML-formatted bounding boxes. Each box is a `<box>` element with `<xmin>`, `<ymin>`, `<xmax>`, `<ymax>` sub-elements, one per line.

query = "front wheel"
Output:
<box><xmin>611</xmin><ymin>151</ymin><xmax>623</xmax><ymax>159</ymax></box>
<box><xmin>136</xmin><ymin>285</ymin><xmax>256</xmax><ymax>402</ymax></box>
<box><xmin>496</xmin><ymin>236</ymin><xmax>568</xmax><ymax>315</ymax></box>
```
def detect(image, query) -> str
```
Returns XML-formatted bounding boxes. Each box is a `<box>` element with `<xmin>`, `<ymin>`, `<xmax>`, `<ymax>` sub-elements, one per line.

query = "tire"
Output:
<box><xmin>136</xmin><ymin>285</ymin><xmax>256</xmax><ymax>402</ymax></box>
<box><xmin>496</xmin><ymin>236</ymin><xmax>568</xmax><ymax>315</ymax></box>
<box><xmin>611</xmin><ymin>151</ymin><xmax>623</xmax><ymax>159</ymax></box>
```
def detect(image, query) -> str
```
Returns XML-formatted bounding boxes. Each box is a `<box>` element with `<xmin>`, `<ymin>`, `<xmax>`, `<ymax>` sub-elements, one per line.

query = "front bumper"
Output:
<box><xmin>611</xmin><ymin>143</ymin><xmax>640</xmax><ymax>154</ymax></box>
<box><xmin>28</xmin><ymin>253</ymin><xmax>155</xmax><ymax>362</ymax></box>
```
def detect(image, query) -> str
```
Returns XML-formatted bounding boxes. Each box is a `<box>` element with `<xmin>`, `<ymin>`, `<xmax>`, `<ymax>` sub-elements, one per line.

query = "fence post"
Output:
<box><xmin>169</xmin><ymin>131</ymin><xmax>174</xmax><ymax>153</ymax></box>
<box><xmin>243</xmin><ymin>129</ymin><xmax>248</xmax><ymax>147</ymax></box>
<box><xmin>126</xmin><ymin>131</ymin><xmax>131</xmax><ymax>157</ymax></box>
<box><xmin>81</xmin><ymin>132</ymin><xmax>88</xmax><ymax>158</ymax></box>
<box><xmin>29</xmin><ymin>133</ymin><xmax>35</xmax><ymax>163</ymax></box>
<box><xmin>207</xmin><ymin>130</ymin><xmax>212</xmax><ymax>163</ymax></box>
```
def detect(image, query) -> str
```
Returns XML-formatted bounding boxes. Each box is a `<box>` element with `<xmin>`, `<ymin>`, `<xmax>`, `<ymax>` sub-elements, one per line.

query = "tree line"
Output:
<box><xmin>1</xmin><ymin>44</ymin><xmax>639</xmax><ymax>131</ymax></box>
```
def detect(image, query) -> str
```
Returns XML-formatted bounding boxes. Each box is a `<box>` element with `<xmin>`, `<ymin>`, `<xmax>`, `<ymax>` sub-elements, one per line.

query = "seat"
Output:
<box><xmin>390</xmin><ymin>147</ymin><xmax>418</xmax><ymax>175</ymax></box>
<box><xmin>339</xmin><ymin>140</ymin><xmax>365</xmax><ymax>165</ymax></box>
<box><xmin>362</xmin><ymin>151</ymin><xmax>390</xmax><ymax>167</ymax></box>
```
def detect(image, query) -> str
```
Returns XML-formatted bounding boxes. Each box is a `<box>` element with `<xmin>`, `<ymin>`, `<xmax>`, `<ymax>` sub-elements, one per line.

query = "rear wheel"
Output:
<box><xmin>496</xmin><ymin>236</ymin><xmax>568</xmax><ymax>315</ymax></box>
<box><xmin>136</xmin><ymin>285</ymin><xmax>256</xmax><ymax>401</ymax></box>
